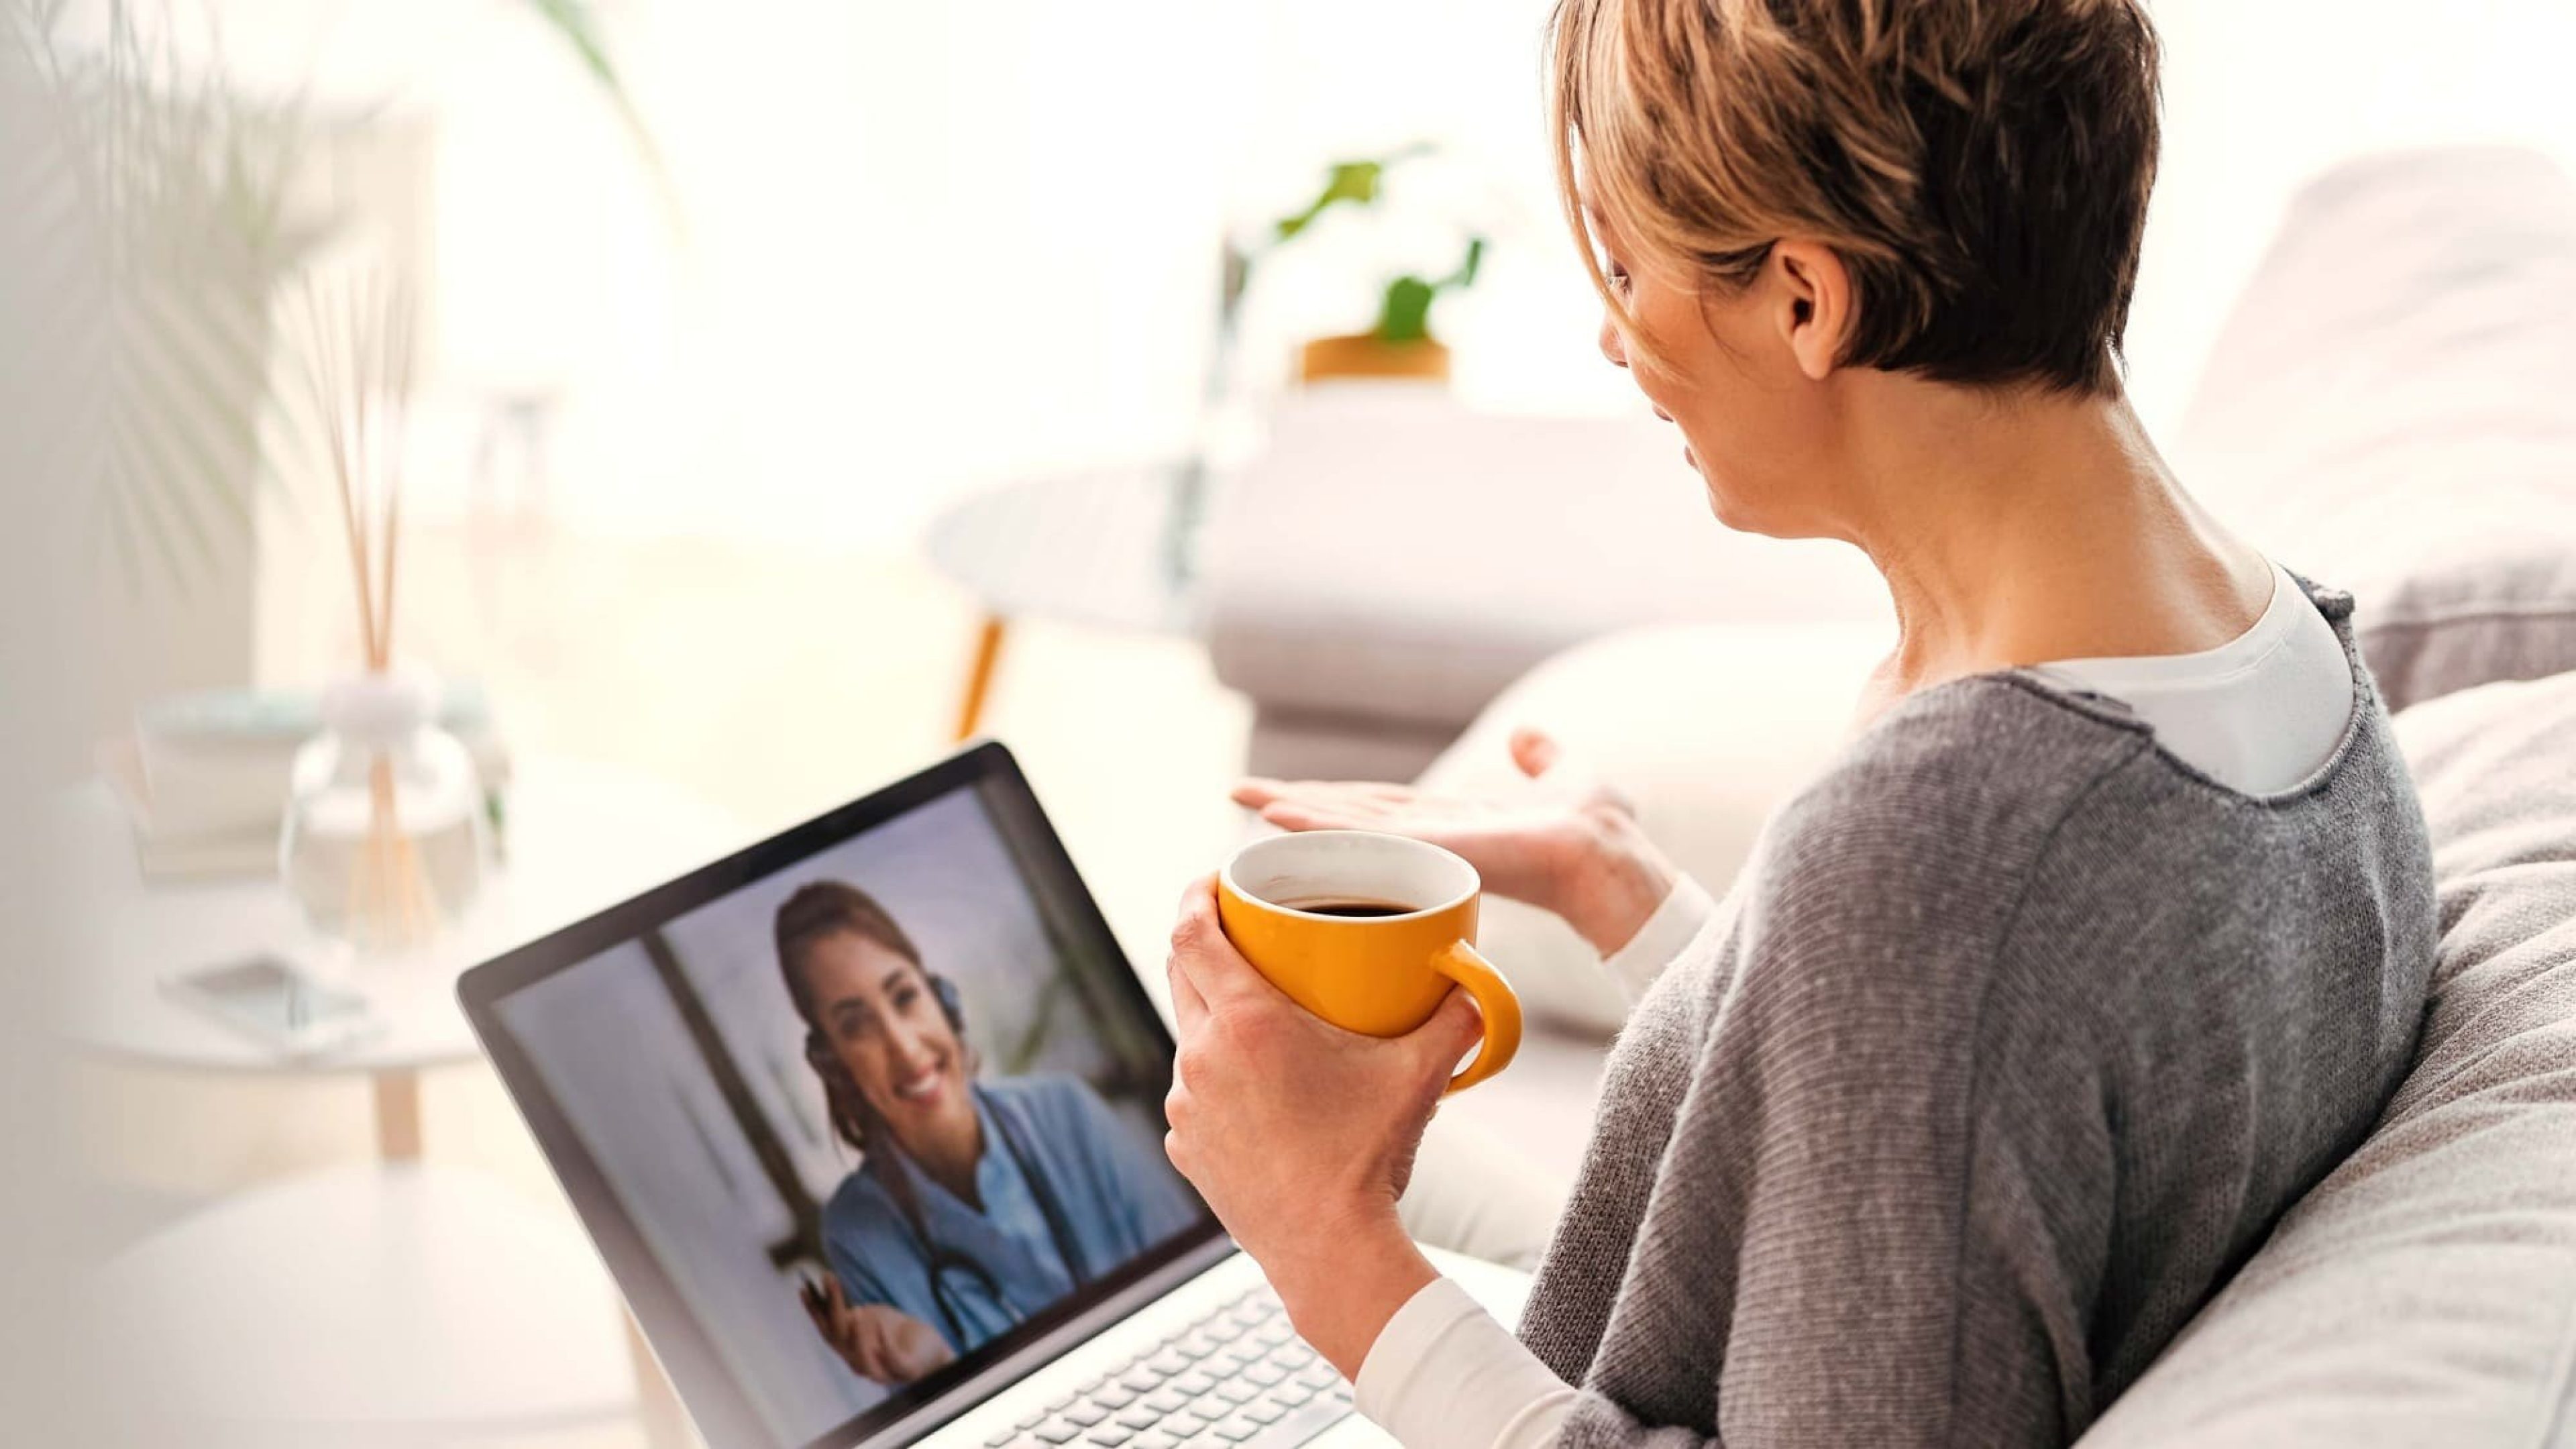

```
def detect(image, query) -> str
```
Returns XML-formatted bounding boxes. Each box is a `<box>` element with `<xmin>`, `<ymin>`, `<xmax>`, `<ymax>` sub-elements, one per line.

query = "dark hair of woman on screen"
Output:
<box><xmin>777</xmin><ymin>880</ymin><xmax>1200</xmax><ymax>1388</ymax></box>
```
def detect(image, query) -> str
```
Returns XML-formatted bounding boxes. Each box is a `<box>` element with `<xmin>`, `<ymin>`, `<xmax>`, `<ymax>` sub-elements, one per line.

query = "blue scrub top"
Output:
<box><xmin>820</xmin><ymin>1075</ymin><xmax>1205</xmax><ymax>1356</ymax></box>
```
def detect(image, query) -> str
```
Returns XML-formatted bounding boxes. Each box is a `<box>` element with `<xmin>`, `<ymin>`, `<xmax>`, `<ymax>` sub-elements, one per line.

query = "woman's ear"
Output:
<box><xmin>1770</xmin><ymin>240</ymin><xmax>1854</xmax><ymax>383</ymax></box>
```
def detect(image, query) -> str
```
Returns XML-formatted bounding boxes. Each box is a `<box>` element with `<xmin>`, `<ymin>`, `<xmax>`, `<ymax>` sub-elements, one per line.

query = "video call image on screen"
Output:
<box><xmin>494</xmin><ymin>784</ymin><xmax>1206</xmax><ymax>1449</ymax></box>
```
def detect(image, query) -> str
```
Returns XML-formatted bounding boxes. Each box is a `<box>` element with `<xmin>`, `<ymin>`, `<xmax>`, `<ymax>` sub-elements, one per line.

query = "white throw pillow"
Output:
<box><xmin>2175</xmin><ymin>147</ymin><xmax>2576</xmax><ymax>711</ymax></box>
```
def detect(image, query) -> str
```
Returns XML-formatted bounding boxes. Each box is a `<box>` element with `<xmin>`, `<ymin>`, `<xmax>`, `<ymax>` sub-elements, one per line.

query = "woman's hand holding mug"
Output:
<box><xmin>802</xmin><ymin>1275</ymin><xmax>956</xmax><ymax>1386</ymax></box>
<box><xmin>1231</xmin><ymin>727</ymin><xmax>1679</xmax><ymax>958</ymax></box>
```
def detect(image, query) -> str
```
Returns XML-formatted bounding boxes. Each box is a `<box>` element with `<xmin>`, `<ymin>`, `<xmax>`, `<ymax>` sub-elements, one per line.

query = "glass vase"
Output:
<box><xmin>280</xmin><ymin>667</ymin><xmax>489</xmax><ymax>951</ymax></box>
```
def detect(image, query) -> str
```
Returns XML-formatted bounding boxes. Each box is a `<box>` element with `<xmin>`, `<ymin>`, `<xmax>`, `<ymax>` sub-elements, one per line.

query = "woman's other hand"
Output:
<box><xmin>1231</xmin><ymin>727</ymin><xmax>1678</xmax><ymax>956</ymax></box>
<box><xmin>1161</xmin><ymin>874</ymin><xmax>1464</xmax><ymax>1374</ymax></box>
<box><xmin>803</xmin><ymin>1277</ymin><xmax>957</xmax><ymax>1386</ymax></box>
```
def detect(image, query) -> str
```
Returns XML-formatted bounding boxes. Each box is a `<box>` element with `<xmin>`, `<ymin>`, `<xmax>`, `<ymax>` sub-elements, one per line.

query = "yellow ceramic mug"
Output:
<box><xmin>1216</xmin><ymin>830</ymin><xmax>1521</xmax><ymax>1094</ymax></box>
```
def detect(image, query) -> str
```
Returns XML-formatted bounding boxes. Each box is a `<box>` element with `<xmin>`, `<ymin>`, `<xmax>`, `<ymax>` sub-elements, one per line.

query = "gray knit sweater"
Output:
<box><xmin>1517</xmin><ymin>580</ymin><xmax>2435</xmax><ymax>1448</ymax></box>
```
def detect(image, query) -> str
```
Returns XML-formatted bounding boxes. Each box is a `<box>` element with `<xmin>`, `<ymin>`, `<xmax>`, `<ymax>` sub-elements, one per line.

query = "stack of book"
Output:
<box><xmin>99</xmin><ymin>683</ymin><xmax>513</xmax><ymax>883</ymax></box>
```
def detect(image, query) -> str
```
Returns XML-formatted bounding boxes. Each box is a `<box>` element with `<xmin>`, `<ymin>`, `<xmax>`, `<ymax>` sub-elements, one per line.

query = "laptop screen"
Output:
<box><xmin>463</xmin><ymin>745</ymin><xmax>1223</xmax><ymax>1449</ymax></box>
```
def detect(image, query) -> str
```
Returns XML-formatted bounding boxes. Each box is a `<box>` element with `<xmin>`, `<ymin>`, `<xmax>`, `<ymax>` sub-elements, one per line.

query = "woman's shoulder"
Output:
<box><xmin>1761</xmin><ymin>674</ymin><xmax>2155</xmax><ymax>888</ymax></box>
<box><xmin>979</xmin><ymin>1073</ymin><xmax>1107</xmax><ymax>1130</ymax></box>
<box><xmin>820</xmin><ymin>1165</ymin><xmax>905</xmax><ymax>1240</ymax></box>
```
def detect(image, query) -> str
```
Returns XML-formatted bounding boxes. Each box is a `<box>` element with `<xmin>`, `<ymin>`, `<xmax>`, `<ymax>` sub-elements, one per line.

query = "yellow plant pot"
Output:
<box><xmin>1297</xmin><ymin>334</ymin><xmax>1451</xmax><ymax>385</ymax></box>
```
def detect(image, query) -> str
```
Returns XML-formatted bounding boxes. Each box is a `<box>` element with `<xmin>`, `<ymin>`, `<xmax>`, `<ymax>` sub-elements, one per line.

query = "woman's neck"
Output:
<box><xmin>1829</xmin><ymin>375</ymin><xmax>2272</xmax><ymax>718</ymax></box>
<box><xmin>899</xmin><ymin>1101</ymin><xmax>987</xmax><ymax>1212</ymax></box>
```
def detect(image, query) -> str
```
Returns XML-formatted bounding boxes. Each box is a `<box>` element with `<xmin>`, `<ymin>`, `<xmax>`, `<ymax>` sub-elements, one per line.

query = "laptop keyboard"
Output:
<box><xmin>987</xmin><ymin>1285</ymin><xmax>1354</xmax><ymax>1449</ymax></box>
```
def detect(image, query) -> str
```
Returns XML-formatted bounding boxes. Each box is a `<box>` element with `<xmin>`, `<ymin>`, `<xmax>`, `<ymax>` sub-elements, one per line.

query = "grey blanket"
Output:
<box><xmin>1518</xmin><ymin>580</ymin><xmax>2436</xmax><ymax>1448</ymax></box>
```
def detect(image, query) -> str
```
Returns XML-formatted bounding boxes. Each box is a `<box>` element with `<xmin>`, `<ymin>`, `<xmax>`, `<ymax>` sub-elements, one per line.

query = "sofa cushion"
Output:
<box><xmin>2175</xmin><ymin>147</ymin><xmax>2576</xmax><ymax>712</ymax></box>
<box><xmin>2080</xmin><ymin>670</ymin><xmax>2576</xmax><ymax>1448</ymax></box>
<box><xmin>1201</xmin><ymin>387</ymin><xmax>1888</xmax><ymax>745</ymax></box>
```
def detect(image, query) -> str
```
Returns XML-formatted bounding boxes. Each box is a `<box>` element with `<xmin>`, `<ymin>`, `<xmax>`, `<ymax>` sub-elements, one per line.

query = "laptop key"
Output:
<box><xmin>1242</xmin><ymin>1404</ymin><xmax>1286</xmax><ymax>1426</ymax></box>
<box><xmin>1243</xmin><ymin>1365</ymin><xmax>1286</xmax><ymax>1388</ymax></box>
<box><xmin>1171</xmin><ymin>1372</ymin><xmax>1218</xmax><ymax>1397</ymax></box>
<box><xmin>1273</xmin><ymin>1385</ymin><xmax>1312</xmax><ymax>1408</ymax></box>
<box><xmin>1033</xmin><ymin>1425</ymin><xmax>1083</xmax><ymax>1445</ymax></box>
<box><xmin>1063</xmin><ymin>1405</ymin><xmax>1112</xmax><ymax>1428</ymax></box>
<box><xmin>1147</xmin><ymin>1350</ymin><xmax>1193</xmax><ymax>1375</ymax></box>
<box><xmin>1252</xmin><ymin>1395</ymin><xmax>1351</xmax><ymax>1449</ymax></box>
<box><xmin>1212</xmin><ymin>1419</ymin><xmax>1265</xmax><ymax>1442</ymax></box>
<box><xmin>987</xmin><ymin>1431</ymin><xmax>1021</xmax><ymax>1447</ymax></box>
<box><xmin>1088</xmin><ymin>1430</ymin><xmax>1134</xmax><ymax>1448</ymax></box>
<box><xmin>1132</xmin><ymin>1436</ymin><xmax>1180</xmax><ymax>1449</ymax></box>
<box><xmin>1212</xmin><ymin>1381</ymin><xmax>1260</xmax><ymax>1406</ymax></box>
<box><xmin>1163</xmin><ymin>1413</ymin><xmax>1210</xmax><ymax>1438</ymax></box>
<box><xmin>1115</xmin><ymin>1408</ymin><xmax>1165</xmax><ymax>1431</ymax></box>
<box><xmin>1142</xmin><ymin>1391</ymin><xmax>1190</xmax><ymax>1413</ymax></box>
<box><xmin>1095</xmin><ymin>1387</ymin><xmax>1139</xmax><ymax>1409</ymax></box>
<box><xmin>1293</xmin><ymin>1364</ymin><xmax>1340</xmax><ymax>1389</ymax></box>
<box><xmin>1119</xmin><ymin>1368</ymin><xmax>1165</xmax><ymax>1393</ymax></box>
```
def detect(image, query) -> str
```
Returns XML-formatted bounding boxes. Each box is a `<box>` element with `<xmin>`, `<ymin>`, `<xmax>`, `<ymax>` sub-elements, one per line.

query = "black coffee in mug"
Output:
<box><xmin>1288</xmin><ymin>898</ymin><xmax>1415</xmax><ymax>918</ymax></box>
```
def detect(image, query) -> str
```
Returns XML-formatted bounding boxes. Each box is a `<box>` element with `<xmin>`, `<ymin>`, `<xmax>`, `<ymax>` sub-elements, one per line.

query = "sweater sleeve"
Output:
<box><xmin>1355</xmin><ymin>1278</ymin><xmax>1576</xmax><ymax>1449</ymax></box>
<box><xmin>1531</xmin><ymin>723</ymin><xmax>2129</xmax><ymax>1449</ymax></box>
<box><xmin>1597</xmin><ymin>875</ymin><xmax>1719</xmax><ymax>1003</ymax></box>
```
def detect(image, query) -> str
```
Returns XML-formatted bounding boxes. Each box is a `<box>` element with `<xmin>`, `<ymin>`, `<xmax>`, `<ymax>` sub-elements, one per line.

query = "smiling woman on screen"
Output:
<box><xmin>777</xmin><ymin>880</ymin><xmax>1199</xmax><ymax>1387</ymax></box>
<box><xmin>1157</xmin><ymin>2</ymin><xmax>2438</xmax><ymax>1447</ymax></box>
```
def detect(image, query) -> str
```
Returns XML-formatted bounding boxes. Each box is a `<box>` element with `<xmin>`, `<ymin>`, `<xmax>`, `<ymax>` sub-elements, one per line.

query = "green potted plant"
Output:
<box><xmin>1260</xmin><ymin>149</ymin><xmax>1489</xmax><ymax>385</ymax></box>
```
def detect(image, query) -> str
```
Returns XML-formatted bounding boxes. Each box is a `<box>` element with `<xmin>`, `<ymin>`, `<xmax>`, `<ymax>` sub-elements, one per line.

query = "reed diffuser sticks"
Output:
<box><xmin>292</xmin><ymin>261</ymin><xmax>440</xmax><ymax>946</ymax></box>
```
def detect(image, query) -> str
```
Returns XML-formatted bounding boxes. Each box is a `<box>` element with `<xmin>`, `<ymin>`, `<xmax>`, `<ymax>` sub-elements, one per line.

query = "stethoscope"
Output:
<box><xmin>883</xmin><ymin>1083</ymin><xmax>1091</xmax><ymax>1350</ymax></box>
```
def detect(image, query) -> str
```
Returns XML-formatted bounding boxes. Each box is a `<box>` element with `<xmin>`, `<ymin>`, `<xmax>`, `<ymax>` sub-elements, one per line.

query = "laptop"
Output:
<box><xmin>460</xmin><ymin>741</ymin><xmax>1528</xmax><ymax>1449</ymax></box>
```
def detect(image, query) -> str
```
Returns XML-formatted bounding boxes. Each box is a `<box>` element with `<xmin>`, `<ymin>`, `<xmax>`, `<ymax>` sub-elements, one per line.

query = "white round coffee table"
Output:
<box><xmin>54</xmin><ymin>753</ymin><xmax>746</xmax><ymax>1156</ymax></box>
<box><xmin>82</xmin><ymin>1161</ymin><xmax>641</xmax><ymax>1446</ymax></box>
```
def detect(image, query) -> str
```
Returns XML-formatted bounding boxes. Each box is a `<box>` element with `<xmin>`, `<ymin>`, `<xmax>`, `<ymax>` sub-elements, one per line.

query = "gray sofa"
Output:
<box><xmin>1318</xmin><ymin>146</ymin><xmax>2576</xmax><ymax>1440</ymax></box>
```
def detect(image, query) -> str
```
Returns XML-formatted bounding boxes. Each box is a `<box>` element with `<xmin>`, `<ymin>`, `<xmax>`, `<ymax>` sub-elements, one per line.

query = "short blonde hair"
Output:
<box><xmin>1550</xmin><ymin>0</ymin><xmax>2161</xmax><ymax>394</ymax></box>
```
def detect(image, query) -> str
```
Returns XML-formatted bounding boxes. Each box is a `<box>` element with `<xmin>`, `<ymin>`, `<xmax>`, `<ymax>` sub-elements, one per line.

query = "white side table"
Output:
<box><xmin>924</xmin><ymin>461</ymin><xmax>1209</xmax><ymax>741</ymax></box>
<box><xmin>82</xmin><ymin>1161</ymin><xmax>641</xmax><ymax>1446</ymax></box>
<box><xmin>56</xmin><ymin>755</ymin><xmax>744</xmax><ymax>1444</ymax></box>
<box><xmin>56</xmin><ymin>754</ymin><xmax>746</xmax><ymax>1157</ymax></box>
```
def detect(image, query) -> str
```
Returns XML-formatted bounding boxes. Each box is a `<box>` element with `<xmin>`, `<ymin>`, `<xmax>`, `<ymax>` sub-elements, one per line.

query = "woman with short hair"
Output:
<box><xmin>1159</xmin><ymin>2</ymin><xmax>2436</xmax><ymax>1446</ymax></box>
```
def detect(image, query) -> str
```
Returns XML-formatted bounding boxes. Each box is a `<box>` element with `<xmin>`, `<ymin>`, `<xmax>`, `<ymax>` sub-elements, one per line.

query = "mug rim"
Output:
<box><xmin>1220</xmin><ymin>829</ymin><xmax>1479</xmax><ymax>923</ymax></box>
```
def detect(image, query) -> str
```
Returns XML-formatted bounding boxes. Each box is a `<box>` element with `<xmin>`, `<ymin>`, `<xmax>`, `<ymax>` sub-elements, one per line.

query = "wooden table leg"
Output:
<box><xmin>955</xmin><ymin>614</ymin><xmax>1010</xmax><ymax>742</ymax></box>
<box><xmin>373</xmin><ymin>1068</ymin><xmax>424</xmax><ymax>1161</ymax></box>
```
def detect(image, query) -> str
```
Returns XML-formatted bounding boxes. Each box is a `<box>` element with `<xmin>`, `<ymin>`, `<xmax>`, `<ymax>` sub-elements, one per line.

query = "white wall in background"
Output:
<box><xmin>217</xmin><ymin>0</ymin><xmax>2576</xmax><ymax>549</ymax></box>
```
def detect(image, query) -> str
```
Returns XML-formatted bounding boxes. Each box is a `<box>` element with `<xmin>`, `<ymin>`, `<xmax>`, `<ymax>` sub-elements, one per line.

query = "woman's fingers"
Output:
<box><xmin>818</xmin><ymin>1281</ymin><xmax>902</xmax><ymax>1385</ymax></box>
<box><xmin>888</xmin><ymin>1311</ymin><xmax>955</xmax><ymax>1378</ymax></box>
<box><xmin>1415</xmin><ymin>987</ymin><xmax>1488</xmax><ymax>1078</ymax></box>
<box><xmin>851</xmin><ymin>1309</ymin><xmax>908</xmax><ymax>1384</ymax></box>
<box><xmin>1167</xmin><ymin>943</ymin><xmax>1209</xmax><ymax>1028</ymax></box>
<box><xmin>1235</xmin><ymin>778</ymin><xmax>1414</xmax><ymax>812</ymax></box>
<box><xmin>1258</xmin><ymin>802</ymin><xmax>1362</xmax><ymax>833</ymax></box>
<box><xmin>1167</xmin><ymin>878</ymin><xmax>1217</xmax><ymax>1026</ymax></box>
<box><xmin>1509</xmin><ymin>727</ymin><xmax>1561</xmax><ymax>780</ymax></box>
<box><xmin>1169</xmin><ymin>875</ymin><xmax>1282</xmax><ymax>1010</ymax></box>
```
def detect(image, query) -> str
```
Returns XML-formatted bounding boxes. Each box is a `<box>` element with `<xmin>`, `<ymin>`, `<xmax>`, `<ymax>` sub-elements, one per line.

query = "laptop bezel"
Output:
<box><xmin>458</xmin><ymin>739</ymin><xmax>1234</xmax><ymax>1449</ymax></box>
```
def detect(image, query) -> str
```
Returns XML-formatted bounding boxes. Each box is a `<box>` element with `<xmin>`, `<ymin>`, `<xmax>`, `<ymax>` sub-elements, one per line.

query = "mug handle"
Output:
<box><xmin>1430</xmin><ymin>941</ymin><xmax>1522</xmax><ymax>1095</ymax></box>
